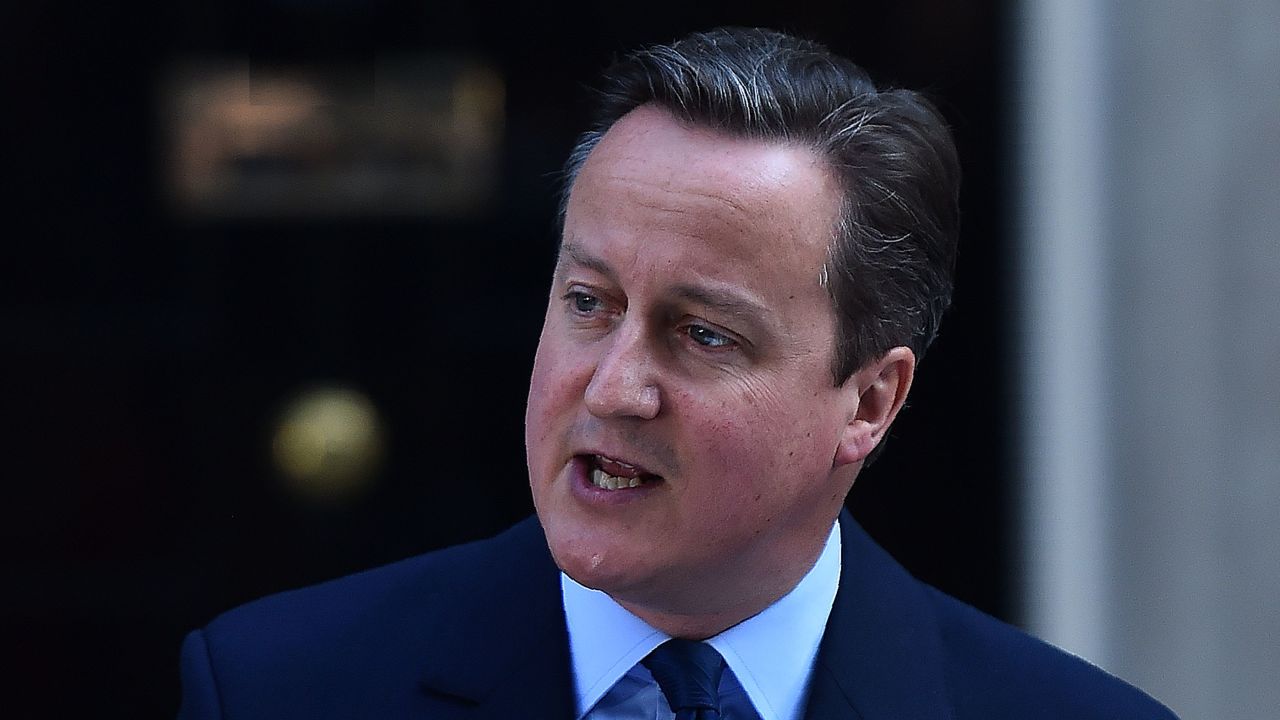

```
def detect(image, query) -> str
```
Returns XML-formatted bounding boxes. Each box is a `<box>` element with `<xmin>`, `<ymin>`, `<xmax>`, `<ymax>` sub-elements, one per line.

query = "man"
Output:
<box><xmin>178</xmin><ymin>28</ymin><xmax>1178</xmax><ymax>719</ymax></box>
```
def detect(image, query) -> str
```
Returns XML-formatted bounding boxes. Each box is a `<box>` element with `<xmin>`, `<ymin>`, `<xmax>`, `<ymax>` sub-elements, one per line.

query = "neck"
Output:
<box><xmin>613</xmin><ymin>525</ymin><xmax>836</xmax><ymax>640</ymax></box>
<box><xmin>615</xmin><ymin>601</ymin><xmax>762</xmax><ymax>640</ymax></box>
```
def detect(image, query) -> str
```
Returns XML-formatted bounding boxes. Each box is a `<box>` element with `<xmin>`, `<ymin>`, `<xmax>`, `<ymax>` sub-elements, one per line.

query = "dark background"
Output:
<box><xmin>5</xmin><ymin>1</ymin><xmax>1012</xmax><ymax>717</ymax></box>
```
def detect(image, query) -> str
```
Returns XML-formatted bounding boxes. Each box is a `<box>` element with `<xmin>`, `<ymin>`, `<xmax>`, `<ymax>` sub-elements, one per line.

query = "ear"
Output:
<box><xmin>833</xmin><ymin>346</ymin><xmax>916</xmax><ymax>468</ymax></box>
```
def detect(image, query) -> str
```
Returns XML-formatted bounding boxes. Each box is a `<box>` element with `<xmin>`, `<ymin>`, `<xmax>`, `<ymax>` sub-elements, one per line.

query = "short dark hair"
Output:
<box><xmin>561</xmin><ymin>27</ymin><xmax>961</xmax><ymax>384</ymax></box>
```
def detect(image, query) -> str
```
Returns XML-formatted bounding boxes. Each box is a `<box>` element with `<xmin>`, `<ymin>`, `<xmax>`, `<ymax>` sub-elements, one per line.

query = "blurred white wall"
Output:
<box><xmin>1015</xmin><ymin>1</ymin><xmax>1280</xmax><ymax>718</ymax></box>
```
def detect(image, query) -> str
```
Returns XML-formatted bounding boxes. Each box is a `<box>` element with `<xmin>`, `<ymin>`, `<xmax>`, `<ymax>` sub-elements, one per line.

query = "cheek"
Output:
<box><xmin>678</xmin><ymin>381</ymin><xmax>837</xmax><ymax>486</ymax></box>
<box><xmin>526</xmin><ymin>341</ymin><xmax>565</xmax><ymax>448</ymax></box>
<box><xmin>715</xmin><ymin>373</ymin><xmax>826</xmax><ymax>443</ymax></box>
<box><xmin>526</xmin><ymin>333</ymin><xmax>595</xmax><ymax>446</ymax></box>
<box><xmin>679</xmin><ymin>392</ymin><xmax>786</xmax><ymax>483</ymax></box>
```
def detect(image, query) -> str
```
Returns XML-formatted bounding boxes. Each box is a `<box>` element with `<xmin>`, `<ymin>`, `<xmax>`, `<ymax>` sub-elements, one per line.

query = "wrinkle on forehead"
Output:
<box><xmin>573</xmin><ymin>166</ymin><xmax>831</xmax><ymax>270</ymax></box>
<box><xmin>597</xmin><ymin>141</ymin><xmax>820</xmax><ymax>203</ymax></box>
<box><xmin>560</xmin><ymin>103</ymin><xmax>843</xmax><ymax>349</ymax></box>
<box><xmin>587</xmin><ymin>104</ymin><xmax>829</xmax><ymax>191</ymax></box>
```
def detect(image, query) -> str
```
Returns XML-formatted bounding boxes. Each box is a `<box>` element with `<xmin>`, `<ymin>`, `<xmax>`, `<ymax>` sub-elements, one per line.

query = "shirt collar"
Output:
<box><xmin>561</xmin><ymin>521</ymin><xmax>842</xmax><ymax>720</ymax></box>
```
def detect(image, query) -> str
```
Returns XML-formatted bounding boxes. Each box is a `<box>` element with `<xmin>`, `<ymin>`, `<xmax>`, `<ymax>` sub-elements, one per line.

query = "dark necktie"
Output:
<box><xmin>641</xmin><ymin>639</ymin><xmax>728</xmax><ymax>720</ymax></box>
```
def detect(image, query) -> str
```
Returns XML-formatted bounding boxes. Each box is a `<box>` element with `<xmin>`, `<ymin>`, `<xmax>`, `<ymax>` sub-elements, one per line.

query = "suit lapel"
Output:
<box><xmin>413</xmin><ymin>511</ymin><xmax>955</xmax><ymax>719</ymax></box>
<box><xmin>803</xmin><ymin>511</ymin><xmax>954</xmax><ymax>720</ymax></box>
<box><xmin>416</xmin><ymin>517</ymin><xmax>576</xmax><ymax>719</ymax></box>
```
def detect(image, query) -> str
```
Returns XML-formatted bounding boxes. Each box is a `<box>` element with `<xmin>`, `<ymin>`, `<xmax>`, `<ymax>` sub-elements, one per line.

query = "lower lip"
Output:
<box><xmin>567</xmin><ymin>456</ymin><xmax>662</xmax><ymax>506</ymax></box>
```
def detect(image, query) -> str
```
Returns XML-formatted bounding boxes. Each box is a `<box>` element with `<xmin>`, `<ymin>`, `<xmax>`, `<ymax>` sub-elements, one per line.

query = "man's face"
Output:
<box><xmin>526</xmin><ymin>105</ymin><xmax>859</xmax><ymax>626</ymax></box>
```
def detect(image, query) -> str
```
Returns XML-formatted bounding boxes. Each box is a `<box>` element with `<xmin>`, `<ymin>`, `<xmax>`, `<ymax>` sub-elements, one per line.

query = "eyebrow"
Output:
<box><xmin>556</xmin><ymin>241</ymin><xmax>617</xmax><ymax>284</ymax></box>
<box><xmin>669</xmin><ymin>284</ymin><xmax>770</xmax><ymax>323</ymax></box>
<box><xmin>557</xmin><ymin>241</ymin><xmax>774</xmax><ymax>328</ymax></box>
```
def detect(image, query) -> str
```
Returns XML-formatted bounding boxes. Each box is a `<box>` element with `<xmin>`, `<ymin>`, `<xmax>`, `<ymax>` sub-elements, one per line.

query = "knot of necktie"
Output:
<box><xmin>641</xmin><ymin>639</ymin><xmax>727</xmax><ymax>719</ymax></box>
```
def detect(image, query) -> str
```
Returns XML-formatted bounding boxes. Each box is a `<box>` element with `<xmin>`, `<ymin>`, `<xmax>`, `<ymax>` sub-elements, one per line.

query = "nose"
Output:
<box><xmin>583</xmin><ymin>320</ymin><xmax>661</xmax><ymax>420</ymax></box>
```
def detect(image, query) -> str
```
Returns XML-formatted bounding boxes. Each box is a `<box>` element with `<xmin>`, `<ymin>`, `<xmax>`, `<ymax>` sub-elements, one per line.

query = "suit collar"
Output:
<box><xmin>414</xmin><ymin>512</ymin><xmax>954</xmax><ymax>719</ymax></box>
<box><xmin>804</xmin><ymin>510</ymin><xmax>954</xmax><ymax>720</ymax></box>
<box><xmin>416</xmin><ymin>516</ymin><xmax>576</xmax><ymax>718</ymax></box>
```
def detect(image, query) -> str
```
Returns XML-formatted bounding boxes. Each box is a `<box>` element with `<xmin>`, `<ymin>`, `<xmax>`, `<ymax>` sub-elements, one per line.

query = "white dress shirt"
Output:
<box><xmin>562</xmin><ymin>521</ymin><xmax>841</xmax><ymax>720</ymax></box>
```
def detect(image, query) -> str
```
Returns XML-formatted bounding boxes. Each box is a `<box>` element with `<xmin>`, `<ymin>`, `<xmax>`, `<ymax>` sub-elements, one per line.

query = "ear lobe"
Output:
<box><xmin>833</xmin><ymin>346</ymin><xmax>916</xmax><ymax>467</ymax></box>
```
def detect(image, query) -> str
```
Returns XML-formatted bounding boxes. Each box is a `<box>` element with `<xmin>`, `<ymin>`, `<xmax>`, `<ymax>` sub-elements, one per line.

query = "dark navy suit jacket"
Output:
<box><xmin>178</xmin><ymin>512</ymin><xmax>1178</xmax><ymax>719</ymax></box>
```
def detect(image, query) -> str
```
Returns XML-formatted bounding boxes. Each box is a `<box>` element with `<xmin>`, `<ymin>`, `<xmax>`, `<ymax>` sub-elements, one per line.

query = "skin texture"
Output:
<box><xmin>525</xmin><ymin>104</ymin><xmax>915</xmax><ymax>639</ymax></box>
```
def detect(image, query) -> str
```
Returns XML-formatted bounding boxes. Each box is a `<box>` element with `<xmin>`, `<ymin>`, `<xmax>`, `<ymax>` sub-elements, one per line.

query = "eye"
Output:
<box><xmin>685</xmin><ymin>324</ymin><xmax>736</xmax><ymax>349</ymax></box>
<box><xmin>564</xmin><ymin>290</ymin><xmax>603</xmax><ymax>315</ymax></box>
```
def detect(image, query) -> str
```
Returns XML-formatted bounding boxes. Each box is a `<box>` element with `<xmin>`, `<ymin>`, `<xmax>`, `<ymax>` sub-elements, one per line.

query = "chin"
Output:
<box><xmin>550</xmin><ymin>542</ymin><xmax>625</xmax><ymax>595</ymax></box>
<box><xmin>539</xmin><ymin>516</ymin><xmax>641</xmax><ymax>595</ymax></box>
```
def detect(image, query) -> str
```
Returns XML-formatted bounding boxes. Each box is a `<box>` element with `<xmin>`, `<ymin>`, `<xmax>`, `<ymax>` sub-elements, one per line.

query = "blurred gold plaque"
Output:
<box><xmin>163</xmin><ymin>56</ymin><xmax>504</xmax><ymax>218</ymax></box>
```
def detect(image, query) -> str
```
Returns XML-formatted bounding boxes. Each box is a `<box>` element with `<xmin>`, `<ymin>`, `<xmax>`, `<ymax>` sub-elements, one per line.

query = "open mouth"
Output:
<box><xmin>584</xmin><ymin>454</ymin><xmax>662</xmax><ymax>491</ymax></box>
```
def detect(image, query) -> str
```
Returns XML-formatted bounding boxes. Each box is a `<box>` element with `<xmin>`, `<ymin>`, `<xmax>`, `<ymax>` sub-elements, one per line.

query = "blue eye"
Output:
<box><xmin>687</xmin><ymin>324</ymin><xmax>734</xmax><ymax>348</ymax></box>
<box><xmin>566</xmin><ymin>291</ymin><xmax>603</xmax><ymax>314</ymax></box>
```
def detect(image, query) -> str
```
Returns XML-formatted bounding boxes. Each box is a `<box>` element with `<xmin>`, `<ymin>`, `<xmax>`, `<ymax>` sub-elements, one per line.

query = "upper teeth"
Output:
<box><xmin>591</xmin><ymin>467</ymin><xmax>643</xmax><ymax>490</ymax></box>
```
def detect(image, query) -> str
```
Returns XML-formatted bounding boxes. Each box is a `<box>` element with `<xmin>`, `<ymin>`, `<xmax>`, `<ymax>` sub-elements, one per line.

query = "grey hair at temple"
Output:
<box><xmin>559</xmin><ymin>26</ymin><xmax>962</xmax><ymax>387</ymax></box>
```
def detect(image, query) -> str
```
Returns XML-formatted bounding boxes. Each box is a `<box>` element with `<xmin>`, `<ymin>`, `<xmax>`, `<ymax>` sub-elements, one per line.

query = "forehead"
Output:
<box><xmin>563</xmin><ymin>105</ymin><xmax>841</xmax><ymax>288</ymax></box>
